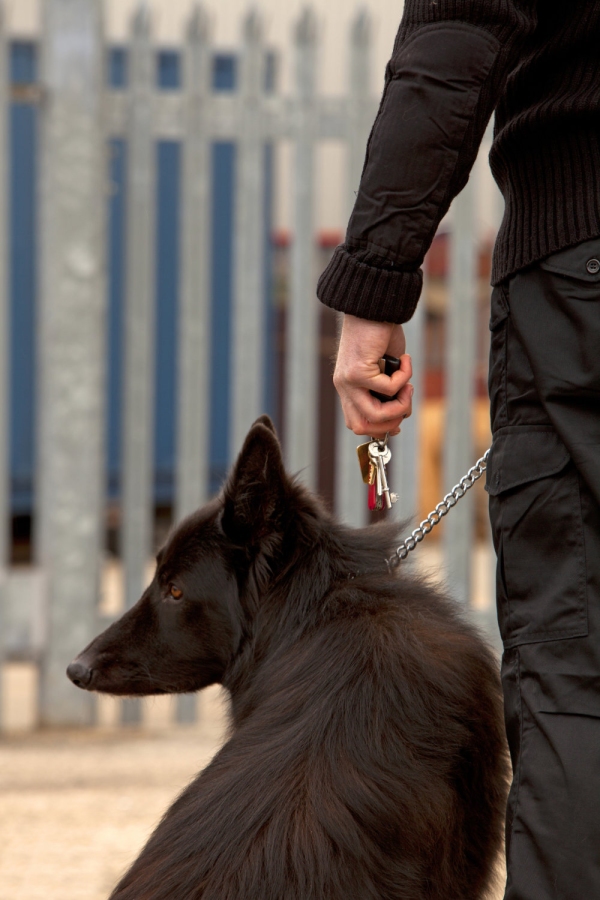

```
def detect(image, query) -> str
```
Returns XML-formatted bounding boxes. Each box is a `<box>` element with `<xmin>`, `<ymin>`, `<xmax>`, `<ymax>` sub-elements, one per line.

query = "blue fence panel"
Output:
<box><xmin>153</xmin><ymin>57</ymin><xmax>182</xmax><ymax>505</ymax></box>
<box><xmin>213</xmin><ymin>54</ymin><xmax>237</xmax><ymax>92</ymax></box>
<box><xmin>154</xmin><ymin>140</ymin><xmax>181</xmax><ymax>505</ymax></box>
<box><xmin>9</xmin><ymin>42</ymin><xmax>38</xmax><ymax>515</ymax></box>
<box><xmin>108</xmin><ymin>47</ymin><xmax>128</xmax><ymax>88</ymax></box>
<box><xmin>209</xmin><ymin>141</ymin><xmax>236</xmax><ymax>495</ymax></box>
<box><xmin>11</xmin><ymin>42</ymin><xmax>37</xmax><ymax>83</ymax></box>
<box><xmin>208</xmin><ymin>53</ymin><xmax>237</xmax><ymax>494</ymax></box>
<box><xmin>157</xmin><ymin>51</ymin><xmax>180</xmax><ymax>90</ymax></box>
<box><xmin>263</xmin><ymin>142</ymin><xmax>275</xmax><ymax>419</ymax></box>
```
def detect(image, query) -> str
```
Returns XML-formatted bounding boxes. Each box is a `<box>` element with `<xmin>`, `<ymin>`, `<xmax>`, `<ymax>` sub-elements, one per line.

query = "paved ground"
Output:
<box><xmin>0</xmin><ymin>689</ymin><xmax>229</xmax><ymax>900</ymax></box>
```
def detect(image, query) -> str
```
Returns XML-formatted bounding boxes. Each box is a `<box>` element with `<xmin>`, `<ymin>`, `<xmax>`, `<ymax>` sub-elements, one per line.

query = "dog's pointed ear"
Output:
<box><xmin>252</xmin><ymin>414</ymin><xmax>276</xmax><ymax>434</ymax></box>
<box><xmin>222</xmin><ymin>421</ymin><xmax>288</xmax><ymax>543</ymax></box>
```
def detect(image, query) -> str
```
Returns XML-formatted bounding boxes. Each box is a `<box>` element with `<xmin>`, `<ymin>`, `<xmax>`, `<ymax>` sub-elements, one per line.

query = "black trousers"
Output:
<box><xmin>486</xmin><ymin>236</ymin><xmax>600</xmax><ymax>900</ymax></box>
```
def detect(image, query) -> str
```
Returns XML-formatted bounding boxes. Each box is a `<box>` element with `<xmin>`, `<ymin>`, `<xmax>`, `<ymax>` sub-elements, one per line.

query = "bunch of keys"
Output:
<box><xmin>356</xmin><ymin>354</ymin><xmax>401</xmax><ymax>512</ymax></box>
<box><xmin>357</xmin><ymin>437</ymin><xmax>398</xmax><ymax>510</ymax></box>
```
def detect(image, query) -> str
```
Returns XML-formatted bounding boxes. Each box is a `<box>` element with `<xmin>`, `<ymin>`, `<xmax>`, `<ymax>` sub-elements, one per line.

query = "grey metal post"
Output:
<box><xmin>176</xmin><ymin>5</ymin><xmax>211</xmax><ymax>523</ymax></box>
<box><xmin>230</xmin><ymin>11</ymin><xmax>266</xmax><ymax>460</ymax></box>
<box><xmin>443</xmin><ymin>177</ymin><xmax>478</xmax><ymax>605</ymax></box>
<box><xmin>0</xmin><ymin>3</ymin><xmax>8</xmax><ymax>729</ymax></box>
<box><xmin>175</xmin><ymin>5</ymin><xmax>212</xmax><ymax>727</ymax></box>
<box><xmin>334</xmin><ymin>10</ymin><xmax>373</xmax><ymax>527</ymax></box>
<box><xmin>284</xmin><ymin>8</ymin><xmax>318</xmax><ymax>489</ymax></box>
<box><xmin>37</xmin><ymin>0</ymin><xmax>106</xmax><ymax>726</ymax></box>
<box><xmin>122</xmin><ymin>4</ymin><xmax>155</xmax><ymax>724</ymax></box>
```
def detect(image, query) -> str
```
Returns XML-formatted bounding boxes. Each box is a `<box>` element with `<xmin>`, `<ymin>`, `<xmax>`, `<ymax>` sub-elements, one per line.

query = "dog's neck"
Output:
<box><xmin>222</xmin><ymin>550</ymin><xmax>335</xmax><ymax>720</ymax></box>
<box><xmin>221</xmin><ymin>518</ymin><xmax>400</xmax><ymax>727</ymax></box>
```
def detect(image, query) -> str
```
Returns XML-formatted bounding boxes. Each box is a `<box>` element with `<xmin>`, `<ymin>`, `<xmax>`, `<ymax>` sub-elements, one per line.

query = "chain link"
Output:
<box><xmin>386</xmin><ymin>449</ymin><xmax>490</xmax><ymax>571</ymax></box>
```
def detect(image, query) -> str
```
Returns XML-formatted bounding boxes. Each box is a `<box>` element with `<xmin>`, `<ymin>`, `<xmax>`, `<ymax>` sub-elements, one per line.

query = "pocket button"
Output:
<box><xmin>586</xmin><ymin>258</ymin><xmax>600</xmax><ymax>275</ymax></box>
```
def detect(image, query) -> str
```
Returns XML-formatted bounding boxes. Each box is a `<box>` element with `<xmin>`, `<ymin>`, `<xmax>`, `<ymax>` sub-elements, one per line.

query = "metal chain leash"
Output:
<box><xmin>386</xmin><ymin>449</ymin><xmax>490</xmax><ymax>571</ymax></box>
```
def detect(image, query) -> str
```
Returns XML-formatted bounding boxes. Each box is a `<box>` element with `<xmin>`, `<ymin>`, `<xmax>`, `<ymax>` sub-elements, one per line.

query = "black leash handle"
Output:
<box><xmin>370</xmin><ymin>354</ymin><xmax>400</xmax><ymax>403</ymax></box>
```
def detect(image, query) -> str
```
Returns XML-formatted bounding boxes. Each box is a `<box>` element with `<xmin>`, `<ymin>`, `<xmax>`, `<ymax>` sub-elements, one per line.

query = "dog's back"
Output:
<box><xmin>68</xmin><ymin>418</ymin><xmax>507</xmax><ymax>900</ymax></box>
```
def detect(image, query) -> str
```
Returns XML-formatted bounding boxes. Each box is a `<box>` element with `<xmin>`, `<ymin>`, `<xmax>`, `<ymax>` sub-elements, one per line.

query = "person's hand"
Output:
<box><xmin>334</xmin><ymin>314</ymin><xmax>413</xmax><ymax>439</ymax></box>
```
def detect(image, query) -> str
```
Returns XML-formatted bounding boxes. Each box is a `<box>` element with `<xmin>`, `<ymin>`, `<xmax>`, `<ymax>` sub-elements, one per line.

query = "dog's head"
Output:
<box><xmin>67</xmin><ymin>416</ymin><xmax>301</xmax><ymax>696</ymax></box>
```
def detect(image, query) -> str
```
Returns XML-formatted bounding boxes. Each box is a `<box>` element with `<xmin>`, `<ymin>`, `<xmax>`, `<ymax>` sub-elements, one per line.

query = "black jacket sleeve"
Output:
<box><xmin>317</xmin><ymin>0</ymin><xmax>537</xmax><ymax>324</ymax></box>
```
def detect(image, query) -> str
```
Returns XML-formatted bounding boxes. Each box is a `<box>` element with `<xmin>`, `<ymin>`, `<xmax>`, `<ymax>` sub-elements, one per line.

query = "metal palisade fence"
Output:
<box><xmin>0</xmin><ymin>0</ymin><xmax>492</xmax><ymax>729</ymax></box>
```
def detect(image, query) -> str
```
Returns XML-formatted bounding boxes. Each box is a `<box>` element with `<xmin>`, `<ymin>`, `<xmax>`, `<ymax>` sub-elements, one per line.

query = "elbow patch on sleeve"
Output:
<box><xmin>348</xmin><ymin>23</ymin><xmax>500</xmax><ymax>264</ymax></box>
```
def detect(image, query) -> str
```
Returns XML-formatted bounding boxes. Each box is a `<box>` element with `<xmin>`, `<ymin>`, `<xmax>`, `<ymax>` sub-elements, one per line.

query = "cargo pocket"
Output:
<box><xmin>487</xmin><ymin>427</ymin><xmax>588</xmax><ymax>648</ymax></box>
<box><xmin>532</xmin><ymin>673</ymin><xmax>600</xmax><ymax>717</ymax></box>
<box><xmin>539</xmin><ymin>237</ymin><xmax>600</xmax><ymax>292</ymax></box>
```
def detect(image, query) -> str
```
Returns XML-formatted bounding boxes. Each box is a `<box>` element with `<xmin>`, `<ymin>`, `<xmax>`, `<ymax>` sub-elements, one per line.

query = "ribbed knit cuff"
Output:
<box><xmin>316</xmin><ymin>245</ymin><xmax>422</xmax><ymax>324</ymax></box>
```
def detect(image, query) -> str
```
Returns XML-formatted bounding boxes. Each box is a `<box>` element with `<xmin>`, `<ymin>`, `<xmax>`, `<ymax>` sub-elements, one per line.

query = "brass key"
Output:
<box><xmin>357</xmin><ymin>440</ymin><xmax>376</xmax><ymax>485</ymax></box>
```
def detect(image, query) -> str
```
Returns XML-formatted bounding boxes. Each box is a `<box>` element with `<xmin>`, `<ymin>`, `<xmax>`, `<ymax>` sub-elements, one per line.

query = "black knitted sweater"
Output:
<box><xmin>317</xmin><ymin>0</ymin><xmax>600</xmax><ymax>324</ymax></box>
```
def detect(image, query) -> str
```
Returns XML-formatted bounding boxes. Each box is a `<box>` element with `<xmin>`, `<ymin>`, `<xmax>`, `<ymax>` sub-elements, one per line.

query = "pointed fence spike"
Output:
<box><xmin>131</xmin><ymin>1</ymin><xmax>151</xmax><ymax>36</ymax></box>
<box><xmin>351</xmin><ymin>7</ymin><xmax>371</xmax><ymax>46</ymax></box>
<box><xmin>295</xmin><ymin>7</ymin><xmax>318</xmax><ymax>46</ymax></box>
<box><xmin>186</xmin><ymin>3</ymin><xmax>210</xmax><ymax>44</ymax></box>
<box><xmin>243</xmin><ymin>7</ymin><xmax>264</xmax><ymax>45</ymax></box>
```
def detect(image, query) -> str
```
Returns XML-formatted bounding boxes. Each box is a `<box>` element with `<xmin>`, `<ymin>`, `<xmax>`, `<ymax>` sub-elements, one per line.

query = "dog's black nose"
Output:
<box><xmin>67</xmin><ymin>661</ymin><xmax>92</xmax><ymax>689</ymax></box>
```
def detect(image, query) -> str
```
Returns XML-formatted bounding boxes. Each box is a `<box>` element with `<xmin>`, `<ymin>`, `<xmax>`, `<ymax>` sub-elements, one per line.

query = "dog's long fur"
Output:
<box><xmin>70</xmin><ymin>417</ymin><xmax>508</xmax><ymax>900</ymax></box>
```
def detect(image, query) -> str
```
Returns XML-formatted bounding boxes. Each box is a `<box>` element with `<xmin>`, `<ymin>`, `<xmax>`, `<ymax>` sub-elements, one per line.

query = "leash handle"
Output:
<box><xmin>370</xmin><ymin>354</ymin><xmax>400</xmax><ymax>403</ymax></box>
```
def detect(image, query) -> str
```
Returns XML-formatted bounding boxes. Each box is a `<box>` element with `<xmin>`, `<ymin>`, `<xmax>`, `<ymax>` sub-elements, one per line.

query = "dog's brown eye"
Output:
<box><xmin>169</xmin><ymin>585</ymin><xmax>183</xmax><ymax>601</ymax></box>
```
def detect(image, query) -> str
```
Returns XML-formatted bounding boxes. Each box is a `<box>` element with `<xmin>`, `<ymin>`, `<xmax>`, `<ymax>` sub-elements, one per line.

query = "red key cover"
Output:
<box><xmin>368</xmin><ymin>483</ymin><xmax>378</xmax><ymax>511</ymax></box>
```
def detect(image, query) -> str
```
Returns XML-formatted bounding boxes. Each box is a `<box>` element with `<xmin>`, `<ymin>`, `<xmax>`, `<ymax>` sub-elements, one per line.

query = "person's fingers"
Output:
<box><xmin>351</xmin><ymin>382</ymin><xmax>413</xmax><ymax>429</ymax></box>
<box><xmin>340</xmin><ymin>400</ymin><xmax>409</xmax><ymax>436</ymax></box>
<box><xmin>341</xmin><ymin>384</ymin><xmax>413</xmax><ymax>436</ymax></box>
<box><xmin>345</xmin><ymin>414</ymin><xmax>402</xmax><ymax>440</ymax></box>
<box><xmin>363</xmin><ymin>355</ymin><xmax>412</xmax><ymax>397</ymax></box>
<box><xmin>334</xmin><ymin>354</ymin><xmax>412</xmax><ymax>401</ymax></box>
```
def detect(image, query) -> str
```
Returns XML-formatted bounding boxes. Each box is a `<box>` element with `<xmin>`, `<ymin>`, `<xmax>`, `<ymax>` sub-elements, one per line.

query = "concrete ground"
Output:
<box><xmin>0</xmin><ymin>688</ymin><xmax>229</xmax><ymax>900</ymax></box>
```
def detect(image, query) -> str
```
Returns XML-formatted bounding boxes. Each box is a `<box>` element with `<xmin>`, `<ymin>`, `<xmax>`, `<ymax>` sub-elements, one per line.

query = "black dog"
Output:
<box><xmin>68</xmin><ymin>416</ymin><xmax>507</xmax><ymax>900</ymax></box>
